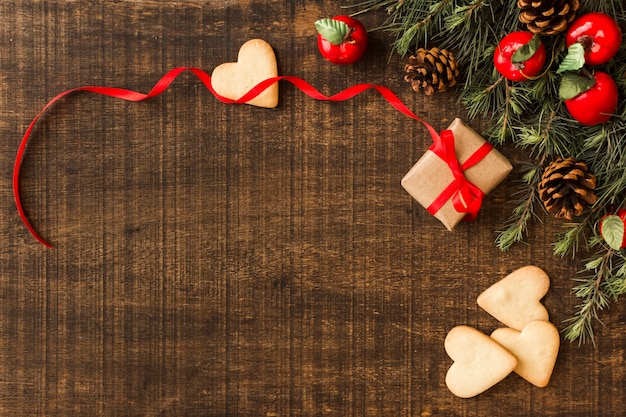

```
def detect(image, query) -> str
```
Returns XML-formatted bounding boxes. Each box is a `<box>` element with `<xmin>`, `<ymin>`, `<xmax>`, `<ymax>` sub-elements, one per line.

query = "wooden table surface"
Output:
<box><xmin>2</xmin><ymin>1</ymin><xmax>625</xmax><ymax>416</ymax></box>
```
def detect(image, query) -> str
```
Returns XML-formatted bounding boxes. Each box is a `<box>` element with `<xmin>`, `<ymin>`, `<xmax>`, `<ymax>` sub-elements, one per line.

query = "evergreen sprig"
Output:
<box><xmin>564</xmin><ymin>245</ymin><xmax>626</xmax><ymax>345</ymax></box>
<box><xmin>350</xmin><ymin>0</ymin><xmax>626</xmax><ymax>343</ymax></box>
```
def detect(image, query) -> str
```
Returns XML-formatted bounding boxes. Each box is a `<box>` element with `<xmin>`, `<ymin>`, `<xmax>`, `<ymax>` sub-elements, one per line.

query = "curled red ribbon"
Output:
<box><xmin>14</xmin><ymin>68</ymin><xmax>489</xmax><ymax>247</ymax></box>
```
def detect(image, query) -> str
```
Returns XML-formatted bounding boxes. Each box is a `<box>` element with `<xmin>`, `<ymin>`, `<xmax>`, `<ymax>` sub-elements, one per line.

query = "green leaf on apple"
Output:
<box><xmin>559</xmin><ymin>72</ymin><xmax>596</xmax><ymax>101</ymax></box>
<box><xmin>601</xmin><ymin>215</ymin><xmax>625</xmax><ymax>251</ymax></box>
<box><xmin>512</xmin><ymin>34</ymin><xmax>541</xmax><ymax>64</ymax></box>
<box><xmin>315</xmin><ymin>18</ymin><xmax>350</xmax><ymax>46</ymax></box>
<box><xmin>557</xmin><ymin>43</ymin><xmax>586</xmax><ymax>74</ymax></box>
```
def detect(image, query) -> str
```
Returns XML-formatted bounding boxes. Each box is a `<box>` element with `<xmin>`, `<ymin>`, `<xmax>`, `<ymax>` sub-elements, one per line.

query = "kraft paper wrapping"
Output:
<box><xmin>401</xmin><ymin>118</ymin><xmax>513</xmax><ymax>231</ymax></box>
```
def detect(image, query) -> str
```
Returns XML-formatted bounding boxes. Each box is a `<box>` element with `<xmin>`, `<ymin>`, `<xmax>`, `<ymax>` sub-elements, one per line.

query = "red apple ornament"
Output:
<box><xmin>494</xmin><ymin>32</ymin><xmax>546</xmax><ymax>81</ymax></box>
<box><xmin>315</xmin><ymin>15</ymin><xmax>368</xmax><ymax>65</ymax></box>
<box><xmin>566</xmin><ymin>12</ymin><xmax>622</xmax><ymax>67</ymax></box>
<box><xmin>560</xmin><ymin>71</ymin><xmax>618</xmax><ymax>126</ymax></box>
<box><xmin>600</xmin><ymin>209</ymin><xmax>626</xmax><ymax>250</ymax></box>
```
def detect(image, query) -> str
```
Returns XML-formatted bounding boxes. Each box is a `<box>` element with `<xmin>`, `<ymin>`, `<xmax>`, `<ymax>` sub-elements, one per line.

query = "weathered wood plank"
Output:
<box><xmin>1</xmin><ymin>1</ymin><xmax>624</xmax><ymax>416</ymax></box>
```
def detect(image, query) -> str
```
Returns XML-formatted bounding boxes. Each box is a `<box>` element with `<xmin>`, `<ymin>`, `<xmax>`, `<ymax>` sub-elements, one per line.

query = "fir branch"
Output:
<box><xmin>579</xmin><ymin>0</ymin><xmax>626</xmax><ymax>17</ymax></box>
<box><xmin>484</xmin><ymin>79</ymin><xmax>517</xmax><ymax>144</ymax></box>
<box><xmin>563</xmin><ymin>248</ymin><xmax>626</xmax><ymax>345</ymax></box>
<box><xmin>350</xmin><ymin>0</ymin><xmax>626</xmax><ymax>344</ymax></box>
<box><xmin>495</xmin><ymin>165</ymin><xmax>541</xmax><ymax>251</ymax></box>
<box><xmin>347</xmin><ymin>0</ymin><xmax>521</xmax><ymax>84</ymax></box>
<box><xmin>552</xmin><ymin>221</ymin><xmax>588</xmax><ymax>258</ymax></box>
<box><xmin>461</xmin><ymin>74</ymin><xmax>502</xmax><ymax>119</ymax></box>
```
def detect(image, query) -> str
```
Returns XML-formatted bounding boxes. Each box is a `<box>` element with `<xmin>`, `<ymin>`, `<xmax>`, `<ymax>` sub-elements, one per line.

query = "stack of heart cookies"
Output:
<box><xmin>444</xmin><ymin>266</ymin><xmax>560</xmax><ymax>398</ymax></box>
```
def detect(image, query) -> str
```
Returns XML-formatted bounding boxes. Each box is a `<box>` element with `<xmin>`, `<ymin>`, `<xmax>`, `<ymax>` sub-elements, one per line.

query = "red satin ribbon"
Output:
<box><xmin>426</xmin><ymin>129</ymin><xmax>493</xmax><ymax>221</ymax></box>
<box><xmin>13</xmin><ymin>67</ymin><xmax>490</xmax><ymax>247</ymax></box>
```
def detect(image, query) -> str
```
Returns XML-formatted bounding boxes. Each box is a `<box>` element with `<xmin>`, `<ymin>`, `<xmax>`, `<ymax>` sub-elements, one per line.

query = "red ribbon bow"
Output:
<box><xmin>14</xmin><ymin>68</ymin><xmax>490</xmax><ymax>247</ymax></box>
<box><xmin>426</xmin><ymin>129</ymin><xmax>493</xmax><ymax>221</ymax></box>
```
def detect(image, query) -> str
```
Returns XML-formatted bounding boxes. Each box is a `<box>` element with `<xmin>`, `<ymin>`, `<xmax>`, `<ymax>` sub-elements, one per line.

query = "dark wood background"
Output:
<box><xmin>1</xmin><ymin>1</ymin><xmax>625</xmax><ymax>416</ymax></box>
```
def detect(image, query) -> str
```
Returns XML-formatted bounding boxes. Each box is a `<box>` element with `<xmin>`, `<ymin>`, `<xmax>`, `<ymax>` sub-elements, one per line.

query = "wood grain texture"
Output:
<box><xmin>1</xmin><ymin>1</ymin><xmax>625</xmax><ymax>416</ymax></box>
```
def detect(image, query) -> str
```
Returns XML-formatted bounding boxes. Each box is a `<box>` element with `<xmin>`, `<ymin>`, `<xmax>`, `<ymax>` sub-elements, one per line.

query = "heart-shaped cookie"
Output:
<box><xmin>445</xmin><ymin>325</ymin><xmax>517</xmax><ymax>398</ymax></box>
<box><xmin>477</xmin><ymin>265</ymin><xmax>550</xmax><ymax>331</ymax></box>
<box><xmin>211</xmin><ymin>39</ymin><xmax>279</xmax><ymax>108</ymax></box>
<box><xmin>491</xmin><ymin>320</ymin><xmax>560</xmax><ymax>387</ymax></box>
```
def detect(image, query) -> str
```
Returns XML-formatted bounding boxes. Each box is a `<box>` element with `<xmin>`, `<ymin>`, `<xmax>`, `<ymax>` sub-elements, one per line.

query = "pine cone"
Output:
<box><xmin>403</xmin><ymin>48</ymin><xmax>459</xmax><ymax>96</ymax></box>
<box><xmin>538</xmin><ymin>157</ymin><xmax>597</xmax><ymax>220</ymax></box>
<box><xmin>518</xmin><ymin>0</ymin><xmax>580</xmax><ymax>35</ymax></box>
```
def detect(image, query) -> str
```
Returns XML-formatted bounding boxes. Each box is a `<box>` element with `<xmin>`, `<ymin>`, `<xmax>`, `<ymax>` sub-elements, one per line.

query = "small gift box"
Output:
<box><xmin>401</xmin><ymin>118</ymin><xmax>512</xmax><ymax>231</ymax></box>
